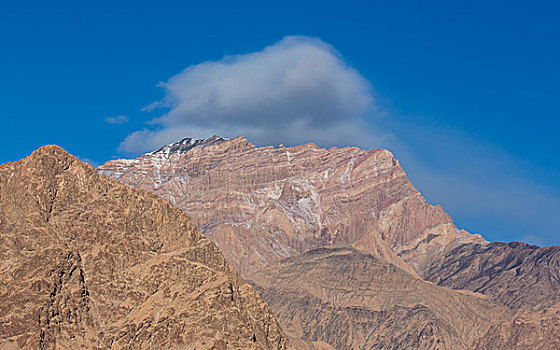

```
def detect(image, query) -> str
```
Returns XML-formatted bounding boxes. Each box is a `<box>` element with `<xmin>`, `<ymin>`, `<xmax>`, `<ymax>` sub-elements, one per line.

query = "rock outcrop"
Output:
<box><xmin>0</xmin><ymin>145</ymin><xmax>290</xmax><ymax>349</ymax></box>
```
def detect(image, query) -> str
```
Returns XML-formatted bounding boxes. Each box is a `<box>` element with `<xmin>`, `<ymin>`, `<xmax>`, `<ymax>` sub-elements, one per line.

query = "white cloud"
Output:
<box><xmin>104</xmin><ymin>115</ymin><xmax>129</xmax><ymax>124</ymax></box>
<box><xmin>119</xmin><ymin>36</ymin><xmax>379</xmax><ymax>153</ymax></box>
<box><xmin>140</xmin><ymin>101</ymin><xmax>160</xmax><ymax>112</ymax></box>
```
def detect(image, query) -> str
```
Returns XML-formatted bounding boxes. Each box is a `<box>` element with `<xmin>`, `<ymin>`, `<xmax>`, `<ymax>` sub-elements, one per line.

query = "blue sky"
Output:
<box><xmin>1</xmin><ymin>0</ymin><xmax>559</xmax><ymax>245</ymax></box>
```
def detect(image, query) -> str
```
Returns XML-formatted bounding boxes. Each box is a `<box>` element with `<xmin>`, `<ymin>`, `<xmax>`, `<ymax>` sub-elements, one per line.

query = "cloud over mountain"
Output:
<box><xmin>119</xmin><ymin>36</ymin><xmax>379</xmax><ymax>153</ymax></box>
<box><xmin>117</xmin><ymin>35</ymin><xmax>560</xmax><ymax>246</ymax></box>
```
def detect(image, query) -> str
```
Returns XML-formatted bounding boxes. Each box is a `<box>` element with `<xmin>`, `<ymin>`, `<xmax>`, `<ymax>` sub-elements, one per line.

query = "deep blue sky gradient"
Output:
<box><xmin>1</xmin><ymin>0</ymin><xmax>559</xmax><ymax>244</ymax></box>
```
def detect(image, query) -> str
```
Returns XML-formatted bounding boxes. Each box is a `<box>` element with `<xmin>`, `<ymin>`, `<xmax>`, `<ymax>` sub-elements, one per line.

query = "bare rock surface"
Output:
<box><xmin>99</xmin><ymin>136</ymin><xmax>483</xmax><ymax>277</ymax></box>
<box><xmin>249</xmin><ymin>246</ymin><xmax>511</xmax><ymax>350</ymax></box>
<box><xmin>0</xmin><ymin>146</ymin><xmax>290</xmax><ymax>349</ymax></box>
<box><xmin>423</xmin><ymin>241</ymin><xmax>560</xmax><ymax>310</ymax></box>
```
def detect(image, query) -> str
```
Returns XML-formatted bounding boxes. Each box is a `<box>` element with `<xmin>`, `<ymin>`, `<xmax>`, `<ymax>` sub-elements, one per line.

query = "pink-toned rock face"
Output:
<box><xmin>99</xmin><ymin>136</ymin><xmax>483</xmax><ymax>276</ymax></box>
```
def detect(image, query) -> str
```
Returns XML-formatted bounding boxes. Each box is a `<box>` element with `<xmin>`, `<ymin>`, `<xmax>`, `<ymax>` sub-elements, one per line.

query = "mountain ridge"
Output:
<box><xmin>99</xmin><ymin>135</ymin><xmax>485</xmax><ymax>277</ymax></box>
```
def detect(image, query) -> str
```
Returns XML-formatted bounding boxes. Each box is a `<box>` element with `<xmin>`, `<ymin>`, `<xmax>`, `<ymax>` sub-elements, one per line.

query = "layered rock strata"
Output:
<box><xmin>99</xmin><ymin>136</ymin><xmax>483</xmax><ymax>277</ymax></box>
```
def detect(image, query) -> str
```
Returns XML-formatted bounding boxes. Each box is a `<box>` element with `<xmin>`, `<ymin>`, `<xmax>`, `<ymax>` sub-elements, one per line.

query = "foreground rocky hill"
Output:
<box><xmin>0</xmin><ymin>146</ymin><xmax>289</xmax><ymax>349</ymax></box>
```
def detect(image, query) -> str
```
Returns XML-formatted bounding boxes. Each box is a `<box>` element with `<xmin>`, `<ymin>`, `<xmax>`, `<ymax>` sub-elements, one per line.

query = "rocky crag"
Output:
<box><xmin>0</xmin><ymin>146</ymin><xmax>290</xmax><ymax>349</ymax></box>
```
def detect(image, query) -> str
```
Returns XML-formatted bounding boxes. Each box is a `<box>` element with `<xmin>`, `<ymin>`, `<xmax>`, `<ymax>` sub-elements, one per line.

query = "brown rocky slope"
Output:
<box><xmin>0</xmin><ymin>145</ymin><xmax>290</xmax><ymax>349</ymax></box>
<box><xmin>472</xmin><ymin>303</ymin><xmax>560</xmax><ymax>350</ymax></box>
<box><xmin>249</xmin><ymin>246</ymin><xmax>511</xmax><ymax>350</ymax></box>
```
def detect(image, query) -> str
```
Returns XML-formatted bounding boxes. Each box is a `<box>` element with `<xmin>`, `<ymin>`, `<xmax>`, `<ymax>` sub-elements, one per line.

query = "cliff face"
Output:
<box><xmin>99</xmin><ymin>136</ymin><xmax>483</xmax><ymax>276</ymax></box>
<box><xmin>0</xmin><ymin>146</ymin><xmax>289</xmax><ymax>350</ymax></box>
<box><xmin>248</xmin><ymin>246</ymin><xmax>510</xmax><ymax>350</ymax></box>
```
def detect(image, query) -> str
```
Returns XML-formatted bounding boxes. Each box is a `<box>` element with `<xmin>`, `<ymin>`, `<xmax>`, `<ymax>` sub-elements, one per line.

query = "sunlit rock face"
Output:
<box><xmin>99</xmin><ymin>135</ymin><xmax>484</xmax><ymax>277</ymax></box>
<box><xmin>0</xmin><ymin>145</ymin><xmax>290</xmax><ymax>350</ymax></box>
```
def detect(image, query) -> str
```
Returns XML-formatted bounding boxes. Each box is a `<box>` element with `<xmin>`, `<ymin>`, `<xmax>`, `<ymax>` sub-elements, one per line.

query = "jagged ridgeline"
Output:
<box><xmin>0</xmin><ymin>146</ymin><xmax>290</xmax><ymax>349</ymax></box>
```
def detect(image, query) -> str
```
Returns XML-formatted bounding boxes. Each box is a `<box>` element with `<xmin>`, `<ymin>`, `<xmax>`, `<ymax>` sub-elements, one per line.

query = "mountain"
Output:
<box><xmin>99</xmin><ymin>136</ymin><xmax>483</xmax><ymax>277</ymax></box>
<box><xmin>0</xmin><ymin>146</ymin><xmax>290</xmax><ymax>349</ymax></box>
<box><xmin>249</xmin><ymin>246</ymin><xmax>510</xmax><ymax>350</ymax></box>
<box><xmin>98</xmin><ymin>136</ymin><xmax>560</xmax><ymax>349</ymax></box>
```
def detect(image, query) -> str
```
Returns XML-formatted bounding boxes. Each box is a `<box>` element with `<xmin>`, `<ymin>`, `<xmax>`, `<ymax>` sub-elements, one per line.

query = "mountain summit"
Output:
<box><xmin>148</xmin><ymin>135</ymin><xmax>227</xmax><ymax>157</ymax></box>
<box><xmin>100</xmin><ymin>135</ymin><xmax>484</xmax><ymax>277</ymax></box>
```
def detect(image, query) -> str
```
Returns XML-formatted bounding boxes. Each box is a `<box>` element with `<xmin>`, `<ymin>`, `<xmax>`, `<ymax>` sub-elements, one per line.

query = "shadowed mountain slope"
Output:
<box><xmin>423</xmin><ymin>241</ymin><xmax>560</xmax><ymax>310</ymax></box>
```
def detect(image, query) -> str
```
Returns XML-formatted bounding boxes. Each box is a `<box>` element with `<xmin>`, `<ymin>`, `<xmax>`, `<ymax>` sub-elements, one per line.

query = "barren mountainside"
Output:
<box><xmin>249</xmin><ymin>246</ymin><xmax>511</xmax><ymax>350</ymax></box>
<box><xmin>98</xmin><ymin>136</ymin><xmax>560</xmax><ymax>349</ymax></box>
<box><xmin>424</xmin><ymin>241</ymin><xmax>560</xmax><ymax>310</ymax></box>
<box><xmin>472</xmin><ymin>303</ymin><xmax>560</xmax><ymax>350</ymax></box>
<box><xmin>99</xmin><ymin>136</ymin><xmax>484</xmax><ymax>277</ymax></box>
<box><xmin>0</xmin><ymin>146</ymin><xmax>289</xmax><ymax>349</ymax></box>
